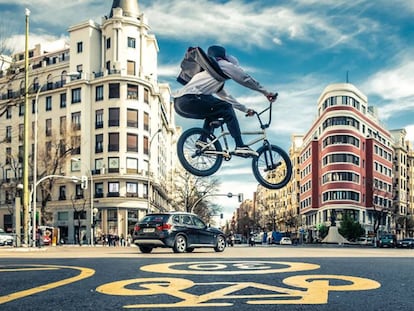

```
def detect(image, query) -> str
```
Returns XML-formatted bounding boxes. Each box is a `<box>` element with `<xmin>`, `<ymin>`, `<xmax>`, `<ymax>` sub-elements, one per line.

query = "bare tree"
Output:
<box><xmin>36</xmin><ymin>133</ymin><xmax>77</xmax><ymax>225</ymax></box>
<box><xmin>171</xmin><ymin>170</ymin><xmax>221</xmax><ymax>223</ymax></box>
<box><xmin>70</xmin><ymin>195</ymin><xmax>88</xmax><ymax>245</ymax></box>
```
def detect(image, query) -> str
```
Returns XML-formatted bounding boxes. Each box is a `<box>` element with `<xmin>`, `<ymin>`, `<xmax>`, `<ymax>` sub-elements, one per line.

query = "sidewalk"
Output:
<box><xmin>1</xmin><ymin>244</ymin><xmax>413</xmax><ymax>259</ymax></box>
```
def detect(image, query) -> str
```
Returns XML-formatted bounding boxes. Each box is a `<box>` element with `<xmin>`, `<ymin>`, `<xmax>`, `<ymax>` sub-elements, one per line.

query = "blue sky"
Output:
<box><xmin>1</xmin><ymin>0</ymin><xmax>414</xmax><ymax>220</ymax></box>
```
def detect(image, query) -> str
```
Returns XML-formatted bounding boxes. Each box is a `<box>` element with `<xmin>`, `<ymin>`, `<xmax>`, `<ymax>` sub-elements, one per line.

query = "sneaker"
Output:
<box><xmin>195</xmin><ymin>140</ymin><xmax>213</xmax><ymax>150</ymax></box>
<box><xmin>234</xmin><ymin>146</ymin><xmax>259</xmax><ymax>157</ymax></box>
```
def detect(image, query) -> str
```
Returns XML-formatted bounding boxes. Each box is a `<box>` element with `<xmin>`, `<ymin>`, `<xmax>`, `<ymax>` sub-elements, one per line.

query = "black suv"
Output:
<box><xmin>132</xmin><ymin>212</ymin><xmax>226</xmax><ymax>253</ymax></box>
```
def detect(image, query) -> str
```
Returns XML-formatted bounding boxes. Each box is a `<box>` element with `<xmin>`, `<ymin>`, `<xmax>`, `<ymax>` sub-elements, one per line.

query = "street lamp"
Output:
<box><xmin>146</xmin><ymin>128</ymin><xmax>162</xmax><ymax>214</ymax></box>
<box><xmin>30</xmin><ymin>174</ymin><xmax>81</xmax><ymax>246</ymax></box>
<box><xmin>71</xmin><ymin>157</ymin><xmax>94</xmax><ymax>246</ymax></box>
<box><xmin>190</xmin><ymin>192</ymin><xmax>243</xmax><ymax>213</ymax></box>
<box><xmin>31</xmin><ymin>72</ymin><xmax>80</xmax><ymax>247</ymax></box>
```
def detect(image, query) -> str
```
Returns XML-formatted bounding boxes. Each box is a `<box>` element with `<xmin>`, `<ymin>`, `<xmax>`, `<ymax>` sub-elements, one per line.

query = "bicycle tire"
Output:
<box><xmin>177</xmin><ymin>127</ymin><xmax>223</xmax><ymax>177</ymax></box>
<box><xmin>252</xmin><ymin>144</ymin><xmax>292</xmax><ymax>189</ymax></box>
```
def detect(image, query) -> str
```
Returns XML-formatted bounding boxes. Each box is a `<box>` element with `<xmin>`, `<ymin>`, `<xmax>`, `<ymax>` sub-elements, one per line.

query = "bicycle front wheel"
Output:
<box><xmin>177</xmin><ymin>127</ymin><xmax>223</xmax><ymax>177</ymax></box>
<box><xmin>252</xmin><ymin>144</ymin><xmax>292</xmax><ymax>189</ymax></box>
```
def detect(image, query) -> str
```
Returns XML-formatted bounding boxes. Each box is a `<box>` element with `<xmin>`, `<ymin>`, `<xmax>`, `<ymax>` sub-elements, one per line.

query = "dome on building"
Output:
<box><xmin>109</xmin><ymin>0</ymin><xmax>140</xmax><ymax>18</ymax></box>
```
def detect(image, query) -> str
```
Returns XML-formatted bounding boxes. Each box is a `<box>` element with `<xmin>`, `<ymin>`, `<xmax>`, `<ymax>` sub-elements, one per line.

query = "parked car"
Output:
<box><xmin>132</xmin><ymin>212</ymin><xmax>226</xmax><ymax>253</ymax></box>
<box><xmin>279</xmin><ymin>237</ymin><xmax>293</xmax><ymax>245</ymax></box>
<box><xmin>356</xmin><ymin>237</ymin><xmax>374</xmax><ymax>246</ymax></box>
<box><xmin>378</xmin><ymin>234</ymin><xmax>397</xmax><ymax>248</ymax></box>
<box><xmin>396</xmin><ymin>238</ymin><xmax>414</xmax><ymax>249</ymax></box>
<box><xmin>0</xmin><ymin>228</ymin><xmax>14</xmax><ymax>246</ymax></box>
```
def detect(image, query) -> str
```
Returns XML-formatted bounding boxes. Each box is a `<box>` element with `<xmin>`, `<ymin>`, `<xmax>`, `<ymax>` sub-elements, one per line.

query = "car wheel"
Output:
<box><xmin>214</xmin><ymin>235</ymin><xmax>226</xmax><ymax>252</ymax></box>
<box><xmin>186</xmin><ymin>247</ymin><xmax>195</xmax><ymax>253</ymax></box>
<box><xmin>139</xmin><ymin>246</ymin><xmax>153</xmax><ymax>253</ymax></box>
<box><xmin>173</xmin><ymin>235</ymin><xmax>187</xmax><ymax>253</ymax></box>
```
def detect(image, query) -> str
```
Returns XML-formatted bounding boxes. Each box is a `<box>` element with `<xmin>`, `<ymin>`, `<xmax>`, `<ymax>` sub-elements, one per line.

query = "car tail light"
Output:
<box><xmin>134</xmin><ymin>224</ymin><xmax>140</xmax><ymax>232</ymax></box>
<box><xmin>157</xmin><ymin>223</ymin><xmax>172</xmax><ymax>231</ymax></box>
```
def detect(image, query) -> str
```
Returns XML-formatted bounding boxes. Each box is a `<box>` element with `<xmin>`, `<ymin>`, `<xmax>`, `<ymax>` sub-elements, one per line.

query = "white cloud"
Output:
<box><xmin>140</xmin><ymin>0</ymin><xmax>380</xmax><ymax>51</ymax></box>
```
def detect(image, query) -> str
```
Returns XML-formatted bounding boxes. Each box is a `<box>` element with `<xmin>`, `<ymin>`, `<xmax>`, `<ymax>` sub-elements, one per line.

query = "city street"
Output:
<box><xmin>0</xmin><ymin>245</ymin><xmax>413</xmax><ymax>310</ymax></box>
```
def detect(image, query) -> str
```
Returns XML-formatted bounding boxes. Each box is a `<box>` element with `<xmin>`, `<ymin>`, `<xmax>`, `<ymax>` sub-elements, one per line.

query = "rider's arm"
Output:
<box><xmin>216</xmin><ymin>88</ymin><xmax>248</xmax><ymax>112</ymax></box>
<box><xmin>218</xmin><ymin>60</ymin><xmax>271</xmax><ymax>96</ymax></box>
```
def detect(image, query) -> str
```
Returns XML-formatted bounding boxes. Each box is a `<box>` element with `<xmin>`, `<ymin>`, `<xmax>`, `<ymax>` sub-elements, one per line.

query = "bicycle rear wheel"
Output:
<box><xmin>252</xmin><ymin>144</ymin><xmax>292</xmax><ymax>189</ymax></box>
<box><xmin>177</xmin><ymin>127</ymin><xmax>223</xmax><ymax>176</ymax></box>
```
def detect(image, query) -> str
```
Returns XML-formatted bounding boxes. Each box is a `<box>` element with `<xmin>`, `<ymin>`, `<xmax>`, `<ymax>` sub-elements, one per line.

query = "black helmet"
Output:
<box><xmin>207</xmin><ymin>45</ymin><xmax>226</xmax><ymax>59</ymax></box>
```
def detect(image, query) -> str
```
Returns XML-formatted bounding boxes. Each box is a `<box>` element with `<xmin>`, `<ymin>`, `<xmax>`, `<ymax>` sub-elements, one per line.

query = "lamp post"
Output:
<box><xmin>31</xmin><ymin>72</ymin><xmax>80</xmax><ymax>247</ymax></box>
<box><xmin>30</xmin><ymin>175</ymin><xmax>81</xmax><ymax>246</ymax></box>
<box><xmin>190</xmin><ymin>192</ymin><xmax>243</xmax><ymax>213</ymax></box>
<box><xmin>146</xmin><ymin>129</ymin><xmax>162</xmax><ymax>214</ymax></box>
<box><xmin>22</xmin><ymin>8</ymin><xmax>30</xmax><ymax>246</ymax></box>
<box><xmin>71</xmin><ymin>158</ymin><xmax>94</xmax><ymax>246</ymax></box>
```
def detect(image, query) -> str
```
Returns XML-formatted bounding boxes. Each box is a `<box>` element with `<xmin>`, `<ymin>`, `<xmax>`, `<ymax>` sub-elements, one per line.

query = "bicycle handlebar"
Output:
<box><xmin>245</xmin><ymin>92</ymin><xmax>278</xmax><ymax>129</ymax></box>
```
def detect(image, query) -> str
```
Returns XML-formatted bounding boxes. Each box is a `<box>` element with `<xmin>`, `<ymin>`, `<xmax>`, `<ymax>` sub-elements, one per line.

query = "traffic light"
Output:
<box><xmin>81</xmin><ymin>175</ymin><xmax>88</xmax><ymax>189</ymax></box>
<box><xmin>238</xmin><ymin>193</ymin><xmax>243</xmax><ymax>202</ymax></box>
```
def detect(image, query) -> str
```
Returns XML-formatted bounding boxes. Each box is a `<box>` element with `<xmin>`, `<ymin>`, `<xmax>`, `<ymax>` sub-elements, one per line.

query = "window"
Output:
<box><xmin>107</xmin><ymin>182</ymin><xmax>120</xmax><ymax>197</ymax></box>
<box><xmin>127</xmin><ymin>133</ymin><xmax>138</xmax><ymax>152</ymax></box>
<box><xmin>32</xmin><ymin>99</ymin><xmax>36</xmax><ymax>114</ymax></box>
<box><xmin>108</xmin><ymin>157</ymin><xmax>119</xmax><ymax>173</ymax></box>
<box><xmin>6</xmin><ymin>107</ymin><xmax>11</xmax><ymax>119</ymax></box>
<box><xmin>106</xmin><ymin>38</ymin><xmax>111</xmax><ymax>49</ymax></box>
<box><xmin>77</xmin><ymin>42</ymin><xmax>83</xmax><ymax>53</ymax></box>
<box><xmin>59</xmin><ymin>186</ymin><xmax>66</xmax><ymax>200</ymax></box>
<box><xmin>108</xmin><ymin>133</ymin><xmax>119</xmax><ymax>151</ymax></box>
<box><xmin>126</xmin><ymin>157</ymin><xmax>138</xmax><ymax>174</ymax></box>
<box><xmin>6</xmin><ymin>126</ymin><xmax>12</xmax><ymax>142</ymax></box>
<box><xmin>6</xmin><ymin>147</ymin><xmax>11</xmax><ymax>164</ymax></box>
<box><xmin>108</xmin><ymin>108</ymin><xmax>120</xmax><ymax>126</ymax></box>
<box><xmin>46</xmin><ymin>96</ymin><xmax>52</xmax><ymax>111</ymax></box>
<box><xmin>60</xmin><ymin>93</ymin><xmax>66</xmax><ymax>108</ymax></box>
<box><xmin>96</xmin><ymin>85</ymin><xmax>104</xmax><ymax>101</ymax></box>
<box><xmin>127</xmin><ymin>60</ymin><xmax>135</xmax><ymax>75</ymax></box>
<box><xmin>127</xmin><ymin>109</ymin><xmax>138</xmax><ymax>127</ymax></box>
<box><xmin>95</xmin><ymin>158</ymin><xmax>104</xmax><ymax>174</ymax></box>
<box><xmin>95</xmin><ymin>134</ymin><xmax>103</xmax><ymax>153</ymax></box>
<box><xmin>95</xmin><ymin>183</ymin><xmax>104</xmax><ymax>198</ymax></box>
<box><xmin>76</xmin><ymin>64</ymin><xmax>83</xmax><ymax>73</ymax></box>
<box><xmin>95</xmin><ymin>109</ymin><xmax>104</xmax><ymax>129</ymax></box>
<box><xmin>126</xmin><ymin>182</ymin><xmax>138</xmax><ymax>197</ymax></box>
<box><xmin>19</xmin><ymin>124</ymin><xmax>24</xmax><ymax>141</ymax></box>
<box><xmin>19</xmin><ymin>103</ymin><xmax>24</xmax><ymax>116</ymax></box>
<box><xmin>144</xmin><ymin>88</ymin><xmax>149</xmax><ymax>104</ymax></box>
<box><xmin>143</xmin><ymin>136</ymin><xmax>149</xmax><ymax>155</ymax></box>
<box><xmin>127</xmin><ymin>84</ymin><xmax>138</xmax><ymax>99</ymax></box>
<box><xmin>71</xmin><ymin>112</ymin><xmax>81</xmax><ymax>130</ymax></box>
<box><xmin>72</xmin><ymin>88</ymin><xmax>81</xmax><ymax>103</ymax></box>
<box><xmin>60</xmin><ymin>116</ymin><xmax>66</xmax><ymax>135</ymax></box>
<box><xmin>127</xmin><ymin>37</ymin><xmax>136</xmax><ymax>48</ymax></box>
<box><xmin>58</xmin><ymin>211</ymin><xmax>68</xmax><ymax>220</ymax></box>
<box><xmin>109</xmin><ymin>83</ymin><xmax>120</xmax><ymax>99</ymax></box>
<box><xmin>143</xmin><ymin>112</ymin><xmax>149</xmax><ymax>131</ymax></box>
<box><xmin>71</xmin><ymin>135</ymin><xmax>81</xmax><ymax>155</ymax></box>
<box><xmin>46</xmin><ymin>119</ymin><xmax>52</xmax><ymax>136</ymax></box>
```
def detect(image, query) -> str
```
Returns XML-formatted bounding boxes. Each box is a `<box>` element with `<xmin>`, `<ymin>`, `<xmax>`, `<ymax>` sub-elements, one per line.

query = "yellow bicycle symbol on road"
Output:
<box><xmin>97</xmin><ymin>261</ymin><xmax>381</xmax><ymax>308</ymax></box>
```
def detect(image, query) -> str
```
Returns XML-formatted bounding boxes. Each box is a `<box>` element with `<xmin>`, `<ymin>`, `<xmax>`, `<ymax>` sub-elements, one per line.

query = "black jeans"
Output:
<box><xmin>174</xmin><ymin>94</ymin><xmax>243</xmax><ymax>145</ymax></box>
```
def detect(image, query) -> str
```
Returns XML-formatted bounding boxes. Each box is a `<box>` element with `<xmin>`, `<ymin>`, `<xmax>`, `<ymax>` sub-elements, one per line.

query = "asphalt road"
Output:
<box><xmin>0</xmin><ymin>245</ymin><xmax>413</xmax><ymax>311</ymax></box>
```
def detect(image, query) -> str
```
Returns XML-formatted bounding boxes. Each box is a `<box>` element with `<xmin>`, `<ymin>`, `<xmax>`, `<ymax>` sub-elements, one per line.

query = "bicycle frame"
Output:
<box><xmin>199</xmin><ymin>99</ymin><xmax>275</xmax><ymax>158</ymax></box>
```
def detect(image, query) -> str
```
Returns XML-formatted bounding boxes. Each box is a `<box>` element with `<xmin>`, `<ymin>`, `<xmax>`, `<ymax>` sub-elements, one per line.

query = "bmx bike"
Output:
<box><xmin>176</xmin><ymin>93</ymin><xmax>292</xmax><ymax>190</ymax></box>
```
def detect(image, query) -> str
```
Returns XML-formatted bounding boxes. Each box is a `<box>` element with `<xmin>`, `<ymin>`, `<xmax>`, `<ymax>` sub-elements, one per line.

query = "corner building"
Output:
<box><xmin>0</xmin><ymin>0</ymin><xmax>177</xmax><ymax>243</ymax></box>
<box><xmin>300</xmin><ymin>83</ymin><xmax>393</xmax><ymax>238</ymax></box>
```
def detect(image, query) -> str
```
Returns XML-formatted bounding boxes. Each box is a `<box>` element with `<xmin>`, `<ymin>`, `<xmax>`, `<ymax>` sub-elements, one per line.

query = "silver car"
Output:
<box><xmin>0</xmin><ymin>228</ymin><xmax>14</xmax><ymax>246</ymax></box>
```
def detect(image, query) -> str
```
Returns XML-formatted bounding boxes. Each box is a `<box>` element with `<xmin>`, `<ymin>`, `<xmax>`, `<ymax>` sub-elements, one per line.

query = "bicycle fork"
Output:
<box><xmin>263</xmin><ymin>141</ymin><xmax>282</xmax><ymax>172</ymax></box>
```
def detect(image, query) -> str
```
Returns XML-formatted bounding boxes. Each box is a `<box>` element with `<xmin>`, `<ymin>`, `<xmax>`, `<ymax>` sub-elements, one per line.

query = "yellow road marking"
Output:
<box><xmin>141</xmin><ymin>261</ymin><xmax>320</xmax><ymax>275</ymax></box>
<box><xmin>0</xmin><ymin>265</ymin><xmax>95</xmax><ymax>305</ymax></box>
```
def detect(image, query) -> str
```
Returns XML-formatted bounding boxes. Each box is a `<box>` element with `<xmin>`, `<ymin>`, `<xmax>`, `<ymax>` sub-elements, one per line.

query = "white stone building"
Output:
<box><xmin>0</xmin><ymin>0</ymin><xmax>177</xmax><ymax>244</ymax></box>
